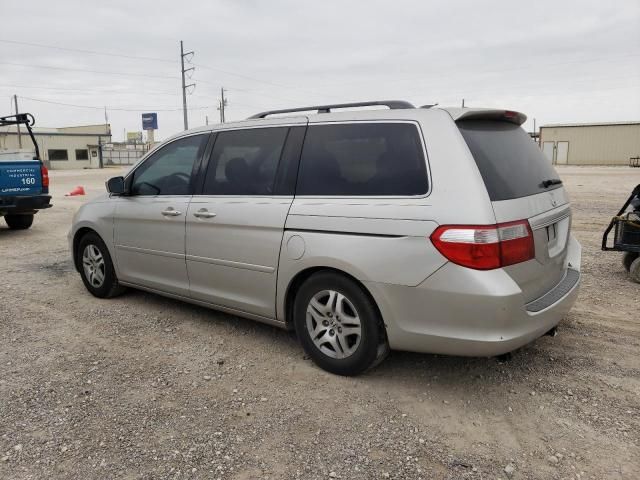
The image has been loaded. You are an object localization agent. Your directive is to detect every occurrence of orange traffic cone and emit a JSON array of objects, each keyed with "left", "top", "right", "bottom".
[{"left": 65, "top": 186, "right": 86, "bottom": 196}]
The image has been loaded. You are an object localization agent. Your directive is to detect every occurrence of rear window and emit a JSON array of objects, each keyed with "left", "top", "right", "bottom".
[
  {"left": 458, "top": 120, "right": 561, "bottom": 201},
  {"left": 296, "top": 123, "right": 428, "bottom": 196}
]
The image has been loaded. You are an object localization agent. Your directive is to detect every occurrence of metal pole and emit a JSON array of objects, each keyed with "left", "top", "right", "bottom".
[
  {"left": 221, "top": 88, "right": 226, "bottom": 123},
  {"left": 98, "top": 136, "right": 103, "bottom": 169},
  {"left": 180, "top": 41, "right": 188, "bottom": 130},
  {"left": 180, "top": 41, "right": 195, "bottom": 131},
  {"left": 13, "top": 95, "right": 22, "bottom": 148}
]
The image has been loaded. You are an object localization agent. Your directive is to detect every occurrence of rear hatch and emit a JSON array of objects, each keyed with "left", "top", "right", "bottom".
[
  {"left": 457, "top": 114, "right": 570, "bottom": 303},
  {"left": 0, "top": 160, "right": 43, "bottom": 196}
]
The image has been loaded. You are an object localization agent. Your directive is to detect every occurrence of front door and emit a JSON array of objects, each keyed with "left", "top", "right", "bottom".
[
  {"left": 114, "top": 133, "right": 209, "bottom": 296},
  {"left": 556, "top": 141, "right": 569, "bottom": 165},
  {"left": 186, "top": 122, "right": 306, "bottom": 319}
]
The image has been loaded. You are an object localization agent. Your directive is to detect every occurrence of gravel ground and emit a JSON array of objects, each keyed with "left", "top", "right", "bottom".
[{"left": 1, "top": 166, "right": 639, "bottom": 480}]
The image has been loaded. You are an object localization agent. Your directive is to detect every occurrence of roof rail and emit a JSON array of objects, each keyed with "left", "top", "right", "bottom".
[{"left": 248, "top": 100, "right": 415, "bottom": 119}]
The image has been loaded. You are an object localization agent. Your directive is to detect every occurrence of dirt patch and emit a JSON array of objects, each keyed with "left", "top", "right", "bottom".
[{"left": 0, "top": 166, "right": 639, "bottom": 479}]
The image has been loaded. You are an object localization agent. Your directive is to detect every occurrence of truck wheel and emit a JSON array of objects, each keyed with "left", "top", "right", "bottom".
[
  {"left": 293, "top": 272, "right": 388, "bottom": 376},
  {"left": 4, "top": 214, "right": 34, "bottom": 230},
  {"left": 77, "top": 232, "right": 126, "bottom": 298},
  {"left": 630, "top": 257, "right": 640, "bottom": 284},
  {"left": 622, "top": 252, "right": 639, "bottom": 272}
]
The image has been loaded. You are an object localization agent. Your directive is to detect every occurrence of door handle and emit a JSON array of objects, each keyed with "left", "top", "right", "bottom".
[
  {"left": 161, "top": 208, "right": 182, "bottom": 217},
  {"left": 193, "top": 208, "right": 217, "bottom": 219}
]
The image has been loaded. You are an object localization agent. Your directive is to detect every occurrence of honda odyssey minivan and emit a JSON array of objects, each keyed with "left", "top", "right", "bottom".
[{"left": 70, "top": 101, "right": 581, "bottom": 375}]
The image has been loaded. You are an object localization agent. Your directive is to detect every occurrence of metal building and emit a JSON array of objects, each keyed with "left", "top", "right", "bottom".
[
  {"left": 0, "top": 123, "right": 111, "bottom": 170},
  {"left": 539, "top": 121, "right": 640, "bottom": 166}
]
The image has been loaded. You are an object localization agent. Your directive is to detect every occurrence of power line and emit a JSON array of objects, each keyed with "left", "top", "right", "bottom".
[
  {"left": 0, "top": 38, "right": 176, "bottom": 63},
  {"left": 19, "top": 96, "right": 210, "bottom": 112},
  {"left": 0, "top": 83, "right": 179, "bottom": 96},
  {"left": 0, "top": 37, "right": 332, "bottom": 100},
  {"left": 193, "top": 63, "right": 333, "bottom": 100},
  {"left": 5, "top": 37, "right": 638, "bottom": 107},
  {"left": 0, "top": 61, "right": 179, "bottom": 81},
  {"left": 319, "top": 52, "right": 640, "bottom": 88}
]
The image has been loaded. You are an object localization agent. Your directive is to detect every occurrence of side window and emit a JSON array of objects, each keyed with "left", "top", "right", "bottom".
[
  {"left": 202, "top": 127, "right": 288, "bottom": 195},
  {"left": 131, "top": 134, "right": 207, "bottom": 196},
  {"left": 296, "top": 123, "right": 429, "bottom": 196}
]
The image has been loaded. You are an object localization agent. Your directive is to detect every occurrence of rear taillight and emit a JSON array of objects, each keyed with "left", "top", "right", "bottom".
[
  {"left": 430, "top": 220, "right": 534, "bottom": 270},
  {"left": 41, "top": 164, "right": 49, "bottom": 188}
]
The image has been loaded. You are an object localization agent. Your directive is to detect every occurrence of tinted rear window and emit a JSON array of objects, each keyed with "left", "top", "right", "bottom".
[
  {"left": 458, "top": 120, "right": 562, "bottom": 201},
  {"left": 297, "top": 123, "right": 428, "bottom": 196}
]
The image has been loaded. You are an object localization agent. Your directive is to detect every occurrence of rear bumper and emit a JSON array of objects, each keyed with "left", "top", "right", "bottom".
[
  {"left": 0, "top": 195, "right": 52, "bottom": 215},
  {"left": 365, "top": 235, "right": 582, "bottom": 357}
]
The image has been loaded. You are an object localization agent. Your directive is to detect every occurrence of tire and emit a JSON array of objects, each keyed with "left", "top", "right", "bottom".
[
  {"left": 293, "top": 272, "right": 388, "bottom": 376},
  {"left": 5, "top": 214, "right": 34, "bottom": 230},
  {"left": 630, "top": 257, "right": 640, "bottom": 284},
  {"left": 622, "top": 252, "right": 639, "bottom": 272},
  {"left": 77, "top": 232, "right": 126, "bottom": 298}
]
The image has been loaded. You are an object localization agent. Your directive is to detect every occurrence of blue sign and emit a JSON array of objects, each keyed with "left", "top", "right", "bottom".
[{"left": 142, "top": 113, "right": 158, "bottom": 130}]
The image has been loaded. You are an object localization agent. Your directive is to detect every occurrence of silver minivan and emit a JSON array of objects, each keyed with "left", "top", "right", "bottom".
[{"left": 70, "top": 101, "right": 581, "bottom": 375}]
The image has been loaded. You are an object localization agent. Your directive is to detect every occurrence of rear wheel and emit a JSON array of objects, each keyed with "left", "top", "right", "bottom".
[
  {"left": 77, "top": 232, "right": 126, "bottom": 298},
  {"left": 293, "top": 272, "right": 388, "bottom": 376},
  {"left": 622, "top": 252, "right": 639, "bottom": 272},
  {"left": 5, "top": 214, "right": 34, "bottom": 230},
  {"left": 629, "top": 257, "right": 640, "bottom": 284}
]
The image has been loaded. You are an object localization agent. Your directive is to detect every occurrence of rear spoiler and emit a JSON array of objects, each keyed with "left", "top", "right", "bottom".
[{"left": 445, "top": 108, "right": 527, "bottom": 126}]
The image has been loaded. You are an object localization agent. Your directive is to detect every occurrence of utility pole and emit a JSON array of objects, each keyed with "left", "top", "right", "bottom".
[
  {"left": 13, "top": 94, "right": 22, "bottom": 149},
  {"left": 205, "top": 115, "right": 209, "bottom": 126},
  {"left": 180, "top": 40, "right": 195, "bottom": 130},
  {"left": 98, "top": 137, "right": 103, "bottom": 169},
  {"left": 218, "top": 87, "right": 227, "bottom": 123},
  {"left": 461, "top": 98, "right": 465, "bottom": 108}
]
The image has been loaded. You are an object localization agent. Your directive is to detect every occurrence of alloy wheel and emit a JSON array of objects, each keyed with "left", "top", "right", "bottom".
[
  {"left": 82, "top": 244, "right": 106, "bottom": 288},
  {"left": 306, "top": 289, "right": 362, "bottom": 359}
]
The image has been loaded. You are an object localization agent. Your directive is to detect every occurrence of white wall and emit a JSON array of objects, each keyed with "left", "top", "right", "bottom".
[
  {"left": 0, "top": 130, "right": 111, "bottom": 169},
  {"left": 540, "top": 124, "right": 640, "bottom": 166}
]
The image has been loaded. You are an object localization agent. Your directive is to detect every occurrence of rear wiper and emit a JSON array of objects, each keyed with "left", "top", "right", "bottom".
[{"left": 541, "top": 178, "right": 563, "bottom": 188}]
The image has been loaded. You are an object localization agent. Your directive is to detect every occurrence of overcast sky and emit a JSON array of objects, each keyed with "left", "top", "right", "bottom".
[{"left": 1, "top": 0, "right": 639, "bottom": 141}]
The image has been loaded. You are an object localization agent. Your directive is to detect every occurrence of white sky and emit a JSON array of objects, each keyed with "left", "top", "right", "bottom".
[{"left": 1, "top": 0, "right": 639, "bottom": 141}]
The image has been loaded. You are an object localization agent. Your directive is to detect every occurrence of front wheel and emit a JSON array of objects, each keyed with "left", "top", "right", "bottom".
[
  {"left": 5, "top": 214, "right": 34, "bottom": 230},
  {"left": 77, "top": 232, "right": 126, "bottom": 298},
  {"left": 293, "top": 272, "right": 388, "bottom": 376}
]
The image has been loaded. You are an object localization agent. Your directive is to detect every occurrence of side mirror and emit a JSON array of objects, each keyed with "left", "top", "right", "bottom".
[{"left": 106, "top": 176, "right": 126, "bottom": 195}]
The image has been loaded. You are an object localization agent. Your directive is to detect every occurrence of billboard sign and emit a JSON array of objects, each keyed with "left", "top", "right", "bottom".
[{"left": 141, "top": 113, "right": 158, "bottom": 130}]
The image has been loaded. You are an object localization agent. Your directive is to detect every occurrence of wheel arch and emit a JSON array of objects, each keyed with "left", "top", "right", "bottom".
[
  {"left": 282, "top": 266, "right": 386, "bottom": 335},
  {"left": 72, "top": 227, "right": 100, "bottom": 272}
]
